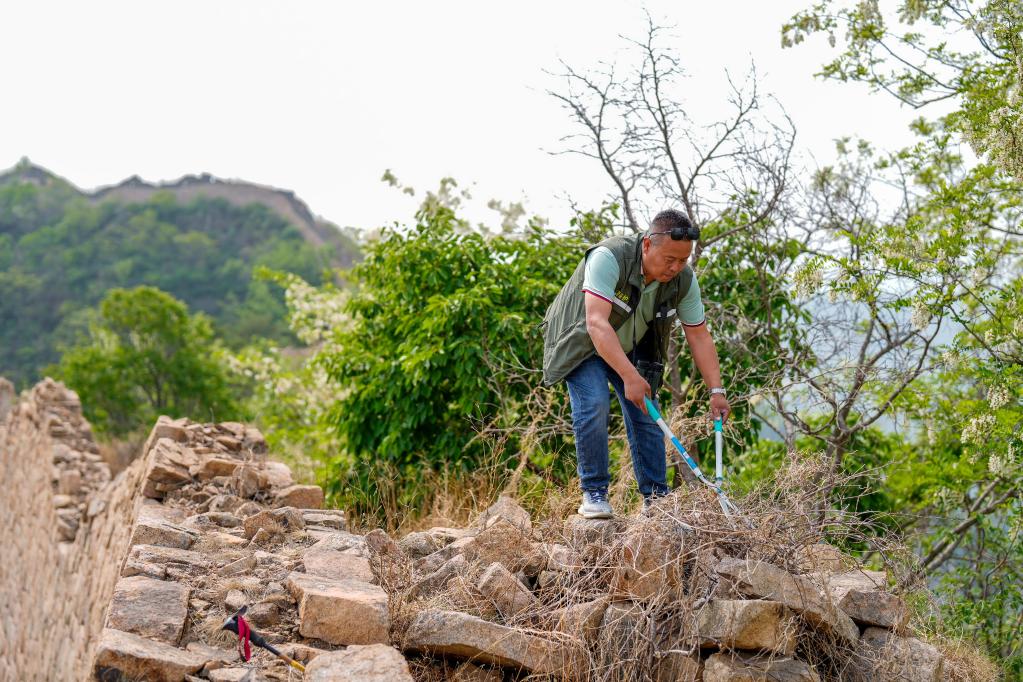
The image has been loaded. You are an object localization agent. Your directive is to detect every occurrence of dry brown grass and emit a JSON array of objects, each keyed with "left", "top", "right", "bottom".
[
  {"left": 96, "top": 432, "right": 145, "bottom": 476},
  {"left": 366, "top": 453, "right": 951, "bottom": 682},
  {"left": 932, "top": 636, "right": 1000, "bottom": 682}
]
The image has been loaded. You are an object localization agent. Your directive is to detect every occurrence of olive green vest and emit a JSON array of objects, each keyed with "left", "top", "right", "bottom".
[{"left": 540, "top": 234, "right": 693, "bottom": 386}]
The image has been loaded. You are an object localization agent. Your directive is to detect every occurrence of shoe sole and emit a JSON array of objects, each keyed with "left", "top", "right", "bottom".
[{"left": 578, "top": 508, "right": 613, "bottom": 519}]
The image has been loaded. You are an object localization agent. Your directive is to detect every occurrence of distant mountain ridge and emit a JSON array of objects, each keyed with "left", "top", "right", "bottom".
[
  {"left": 0, "top": 158, "right": 360, "bottom": 387},
  {"left": 0, "top": 158, "right": 352, "bottom": 258}
]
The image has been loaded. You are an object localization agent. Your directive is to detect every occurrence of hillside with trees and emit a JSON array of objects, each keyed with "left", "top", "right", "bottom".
[{"left": 0, "top": 160, "right": 360, "bottom": 387}]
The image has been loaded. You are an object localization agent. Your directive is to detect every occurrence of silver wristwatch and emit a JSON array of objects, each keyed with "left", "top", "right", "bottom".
[{"left": 709, "top": 387, "right": 727, "bottom": 397}]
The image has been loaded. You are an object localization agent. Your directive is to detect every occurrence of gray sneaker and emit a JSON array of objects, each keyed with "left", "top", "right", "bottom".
[{"left": 578, "top": 490, "right": 613, "bottom": 519}]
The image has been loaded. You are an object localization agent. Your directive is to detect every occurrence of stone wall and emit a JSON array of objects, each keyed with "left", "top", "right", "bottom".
[
  {"left": 0, "top": 378, "right": 974, "bottom": 682},
  {"left": 0, "top": 379, "right": 148, "bottom": 681}
]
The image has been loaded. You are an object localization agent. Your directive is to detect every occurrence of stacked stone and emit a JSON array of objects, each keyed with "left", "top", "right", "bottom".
[
  {"left": 25, "top": 378, "right": 113, "bottom": 542},
  {"left": 88, "top": 415, "right": 959, "bottom": 682},
  {"left": 385, "top": 500, "right": 945, "bottom": 682},
  {"left": 94, "top": 414, "right": 346, "bottom": 681},
  {"left": 2, "top": 378, "right": 149, "bottom": 682}
]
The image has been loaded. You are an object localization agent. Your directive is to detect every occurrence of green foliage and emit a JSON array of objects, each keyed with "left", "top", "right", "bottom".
[
  {"left": 320, "top": 196, "right": 582, "bottom": 513},
  {"left": 52, "top": 286, "right": 241, "bottom": 435},
  {"left": 783, "top": 2, "right": 1022, "bottom": 665},
  {"left": 681, "top": 201, "right": 811, "bottom": 456},
  {"left": 782, "top": 0, "right": 1023, "bottom": 179},
  {"left": 227, "top": 268, "right": 350, "bottom": 485},
  {"left": 0, "top": 180, "right": 350, "bottom": 387}
]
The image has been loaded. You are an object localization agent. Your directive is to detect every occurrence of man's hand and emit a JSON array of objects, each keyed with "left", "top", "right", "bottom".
[
  {"left": 710, "top": 393, "right": 730, "bottom": 422},
  {"left": 625, "top": 371, "right": 652, "bottom": 414}
]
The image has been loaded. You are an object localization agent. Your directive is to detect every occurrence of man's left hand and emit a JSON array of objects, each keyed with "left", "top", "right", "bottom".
[{"left": 710, "top": 393, "right": 730, "bottom": 423}]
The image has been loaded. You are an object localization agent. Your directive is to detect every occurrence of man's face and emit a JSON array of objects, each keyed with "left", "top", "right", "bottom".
[{"left": 642, "top": 235, "right": 693, "bottom": 282}]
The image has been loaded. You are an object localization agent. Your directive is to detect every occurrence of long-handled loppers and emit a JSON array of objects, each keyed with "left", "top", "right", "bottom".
[{"left": 644, "top": 396, "right": 743, "bottom": 525}]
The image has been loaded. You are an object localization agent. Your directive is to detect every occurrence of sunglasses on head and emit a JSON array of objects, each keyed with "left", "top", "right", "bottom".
[{"left": 650, "top": 223, "right": 700, "bottom": 241}]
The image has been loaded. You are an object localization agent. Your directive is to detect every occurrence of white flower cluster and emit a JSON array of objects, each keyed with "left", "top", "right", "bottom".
[
  {"left": 964, "top": 103, "right": 1023, "bottom": 181},
  {"left": 989, "top": 451, "right": 1009, "bottom": 475},
  {"left": 281, "top": 275, "right": 350, "bottom": 346},
  {"left": 961, "top": 414, "right": 996, "bottom": 445},
  {"left": 792, "top": 263, "right": 824, "bottom": 299},
  {"left": 910, "top": 300, "right": 931, "bottom": 331},
  {"left": 989, "top": 384, "right": 1011, "bottom": 410},
  {"left": 942, "top": 349, "right": 963, "bottom": 371},
  {"left": 967, "top": 266, "right": 987, "bottom": 288}
]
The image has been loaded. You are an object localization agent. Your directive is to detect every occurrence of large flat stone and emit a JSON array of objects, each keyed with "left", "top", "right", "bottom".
[
  {"left": 130, "top": 507, "right": 198, "bottom": 549},
  {"left": 404, "top": 609, "right": 583, "bottom": 676},
  {"left": 93, "top": 628, "right": 206, "bottom": 682},
  {"left": 696, "top": 600, "right": 797, "bottom": 655},
  {"left": 478, "top": 562, "right": 537, "bottom": 618},
  {"left": 145, "top": 438, "right": 198, "bottom": 486},
  {"left": 123, "top": 544, "right": 209, "bottom": 578},
  {"left": 196, "top": 456, "right": 240, "bottom": 481},
  {"left": 463, "top": 518, "right": 536, "bottom": 573},
  {"left": 716, "top": 557, "right": 858, "bottom": 644},
  {"left": 856, "top": 627, "right": 944, "bottom": 682},
  {"left": 303, "top": 547, "right": 376, "bottom": 584},
  {"left": 286, "top": 571, "right": 389, "bottom": 645},
  {"left": 304, "top": 644, "right": 414, "bottom": 681},
  {"left": 274, "top": 484, "right": 324, "bottom": 509},
  {"left": 105, "top": 576, "right": 191, "bottom": 645},
  {"left": 823, "top": 570, "right": 907, "bottom": 629},
  {"left": 549, "top": 598, "right": 608, "bottom": 641},
  {"left": 703, "top": 652, "right": 820, "bottom": 682},
  {"left": 310, "top": 530, "right": 367, "bottom": 553},
  {"left": 471, "top": 495, "right": 532, "bottom": 533}
]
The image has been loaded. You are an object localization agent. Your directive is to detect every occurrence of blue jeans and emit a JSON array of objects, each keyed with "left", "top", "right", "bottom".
[{"left": 565, "top": 354, "right": 670, "bottom": 498}]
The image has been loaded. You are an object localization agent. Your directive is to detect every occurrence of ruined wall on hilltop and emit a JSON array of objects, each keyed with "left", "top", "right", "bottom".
[{"left": 0, "top": 379, "right": 148, "bottom": 682}]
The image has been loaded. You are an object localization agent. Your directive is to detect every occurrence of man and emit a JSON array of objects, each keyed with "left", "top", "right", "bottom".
[{"left": 541, "top": 209, "right": 730, "bottom": 519}]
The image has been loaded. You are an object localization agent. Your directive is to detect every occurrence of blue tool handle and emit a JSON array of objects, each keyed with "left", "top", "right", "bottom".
[
  {"left": 714, "top": 418, "right": 723, "bottom": 432},
  {"left": 644, "top": 396, "right": 662, "bottom": 421}
]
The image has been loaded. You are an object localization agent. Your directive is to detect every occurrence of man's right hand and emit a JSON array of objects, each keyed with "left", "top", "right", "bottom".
[{"left": 624, "top": 371, "right": 652, "bottom": 414}]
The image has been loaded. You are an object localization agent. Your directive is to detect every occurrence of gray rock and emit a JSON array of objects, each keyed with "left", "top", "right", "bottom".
[
  {"left": 703, "top": 652, "right": 819, "bottom": 682},
  {"left": 105, "top": 576, "right": 190, "bottom": 645},
  {"left": 404, "top": 609, "right": 584, "bottom": 676},
  {"left": 285, "top": 571, "right": 389, "bottom": 645},
  {"left": 304, "top": 644, "right": 414, "bottom": 681},
  {"left": 93, "top": 628, "right": 206, "bottom": 682},
  {"left": 716, "top": 557, "right": 859, "bottom": 644}
]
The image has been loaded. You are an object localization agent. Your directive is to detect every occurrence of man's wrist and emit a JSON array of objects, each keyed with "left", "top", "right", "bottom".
[{"left": 709, "top": 387, "right": 727, "bottom": 396}]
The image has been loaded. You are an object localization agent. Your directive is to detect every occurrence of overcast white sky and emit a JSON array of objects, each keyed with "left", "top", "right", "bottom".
[{"left": 0, "top": 1, "right": 925, "bottom": 233}]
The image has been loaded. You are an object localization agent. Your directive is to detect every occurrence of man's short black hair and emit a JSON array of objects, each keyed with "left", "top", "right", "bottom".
[{"left": 651, "top": 209, "right": 693, "bottom": 234}]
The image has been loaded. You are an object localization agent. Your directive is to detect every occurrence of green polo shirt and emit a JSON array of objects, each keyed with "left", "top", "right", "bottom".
[{"left": 582, "top": 245, "right": 705, "bottom": 354}]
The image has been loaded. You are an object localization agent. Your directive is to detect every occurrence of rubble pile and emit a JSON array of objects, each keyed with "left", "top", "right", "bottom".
[
  {"left": 93, "top": 411, "right": 948, "bottom": 682},
  {"left": 374, "top": 497, "right": 945, "bottom": 682},
  {"left": 0, "top": 378, "right": 981, "bottom": 681}
]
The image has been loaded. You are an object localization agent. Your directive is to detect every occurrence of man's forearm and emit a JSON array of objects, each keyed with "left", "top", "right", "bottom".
[
  {"left": 686, "top": 324, "right": 723, "bottom": 388},
  {"left": 588, "top": 320, "right": 638, "bottom": 382}
]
